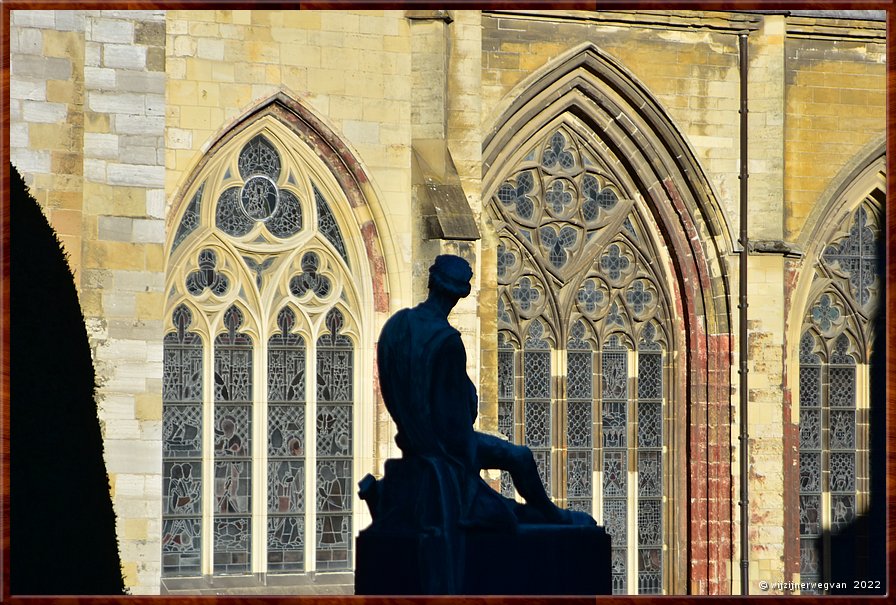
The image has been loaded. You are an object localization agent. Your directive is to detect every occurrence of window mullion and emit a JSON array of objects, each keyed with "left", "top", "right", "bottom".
[
  {"left": 304, "top": 337, "right": 317, "bottom": 572},
  {"left": 253, "top": 330, "right": 268, "bottom": 575},
  {"left": 202, "top": 337, "right": 215, "bottom": 577},
  {"left": 627, "top": 348, "right": 637, "bottom": 594}
]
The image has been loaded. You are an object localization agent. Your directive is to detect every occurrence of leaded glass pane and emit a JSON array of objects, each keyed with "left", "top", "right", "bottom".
[
  {"left": 822, "top": 206, "right": 879, "bottom": 306},
  {"left": 317, "top": 405, "right": 352, "bottom": 457},
  {"left": 524, "top": 401, "right": 550, "bottom": 448},
  {"left": 638, "top": 451, "right": 662, "bottom": 498},
  {"left": 173, "top": 184, "right": 204, "bottom": 252},
  {"left": 316, "top": 513, "right": 351, "bottom": 571},
  {"left": 829, "top": 410, "right": 855, "bottom": 449},
  {"left": 524, "top": 351, "right": 550, "bottom": 399},
  {"left": 541, "top": 131, "right": 575, "bottom": 170},
  {"left": 213, "top": 310, "right": 252, "bottom": 574},
  {"left": 315, "top": 309, "right": 353, "bottom": 571},
  {"left": 314, "top": 185, "right": 349, "bottom": 266},
  {"left": 163, "top": 405, "right": 202, "bottom": 459},
  {"left": 186, "top": 249, "right": 230, "bottom": 297},
  {"left": 799, "top": 366, "right": 821, "bottom": 407},
  {"left": 498, "top": 341, "right": 516, "bottom": 498},
  {"left": 637, "top": 353, "right": 662, "bottom": 400},
  {"left": 240, "top": 175, "right": 279, "bottom": 222},
  {"left": 602, "top": 401, "right": 627, "bottom": 448},
  {"left": 566, "top": 450, "right": 591, "bottom": 497},
  {"left": 637, "top": 402, "right": 662, "bottom": 449},
  {"left": 830, "top": 494, "right": 856, "bottom": 533},
  {"left": 799, "top": 495, "right": 821, "bottom": 536},
  {"left": 267, "top": 515, "right": 304, "bottom": 573},
  {"left": 567, "top": 351, "right": 592, "bottom": 400},
  {"left": 268, "top": 406, "right": 305, "bottom": 458},
  {"left": 163, "top": 306, "right": 203, "bottom": 577},
  {"left": 498, "top": 350, "right": 514, "bottom": 400},
  {"left": 565, "top": 311, "right": 593, "bottom": 530},
  {"left": 532, "top": 449, "right": 551, "bottom": 493},
  {"left": 267, "top": 311, "right": 305, "bottom": 573},
  {"left": 567, "top": 401, "right": 592, "bottom": 449},
  {"left": 602, "top": 348, "right": 628, "bottom": 400},
  {"left": 637, "top": 499, "right": 662, "bottom": 545},
  {"left": 496, "top": 170, "right": 535, "bottom": 219},
  {"left": 290, "top": 252, "right": 332, "bottom": 299},
  {"left": 216, "top": 187, "right": 254, "bottom": 237},
  {"left": 603, "top": 450, "right": 626, "bottom": 497},
  {"left": 638, "top": 548, "right": 663, "bottom": 594},
  {"left": 800, "top": 537, "right": 821, "bottom": 583},
  {"left": 162, "top": 518, "right": 202, "bottom": 576},
  {"left": 799, "top": 452, "right": 821, "bottom": 492},
  {"left": 582, "top": 174, "right": 617, "bottom": 221},
  {"left": 829, "top": 452, "right": 855, "bottom": 492},
  {"left": 267, "top": 189, "right": 303, "bottom": 238},
  {"left": 238, "top": 134, "right": 281, "bottom": 180},
  {"left": 799, "top": 409, "right": 821, "bottom": 449},
  {"left": 213, "top": 517, "right": 251, "bottom": 574},
  {"left": 604, "top": 496, "right": 628, "bottom": 594},
  {"left": 829, "top": 366, "right": 855, "bottom": 407}
]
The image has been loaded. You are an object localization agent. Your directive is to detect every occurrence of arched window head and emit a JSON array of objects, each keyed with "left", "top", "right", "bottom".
[
  {"left": 797, "top": 196, "right": 882, "bottom": 593},
  {"left": 490, "top": 124, "right": 674, "bottom": 595},
  {"left": 164, "top": 107, "right": 370, "bottom": 580}
]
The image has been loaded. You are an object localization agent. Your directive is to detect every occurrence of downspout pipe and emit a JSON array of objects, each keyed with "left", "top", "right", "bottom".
[{"left": 738, "top": 32, "right": 750, "bottom": 596}]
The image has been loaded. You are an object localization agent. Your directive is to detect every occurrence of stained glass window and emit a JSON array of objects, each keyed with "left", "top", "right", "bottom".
[
  {"left": 314, "top": 185, "right": 348, "bottom": 267},
  {"left": 162, "top": 305, "right": 203, "bottom": 576},
  {"left": 215, "top": 135, "right": 302, "bottom": 239},
  {"left": 267, "top": 307, "right": 306, "bottom": 573},
  {"left": 173, "top": 184, "right": 204, "bottom": 252},
  {"left": 637, "top": 325, "right": 663, "bottom": 594},
  {"left": 524, "top": 320, "right": 552, "bottom": 494},
  {"left": 213, "top": 305, "right": 253, "bottom": 574},
  {"left": 602, "top": 336, "right": 629, "bottom": 593},
  {"left": 566, "top": 321, "right": 592, "bottom": 513},
  {"left": 798, "top": 200, "right": 880, "bottom": 593},
  {"left": 166, "top": 123, "right": 362, "bottom": 579},
  {"left": 491, "top": 126, "right": 670, "bottom": 594},
  {"left": 315, "top": 308, "right": 353, "bottom": 571},
  {"left": 498, "top": 335, "right": 516, "bottom": 498}
]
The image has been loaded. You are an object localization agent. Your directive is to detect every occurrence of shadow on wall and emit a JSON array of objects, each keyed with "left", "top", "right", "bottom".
[{"left": 10, "top": 163, "right": 125, "bottom": 595}]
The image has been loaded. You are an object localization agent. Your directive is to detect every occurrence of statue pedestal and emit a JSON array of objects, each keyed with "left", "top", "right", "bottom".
[{"left": 355, "top": 524, "right": 612, "bottom": 595}]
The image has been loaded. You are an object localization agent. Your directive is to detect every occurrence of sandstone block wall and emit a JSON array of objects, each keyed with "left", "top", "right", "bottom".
[
  {"left": 10, "top": 9, "right": 167, "bottom": 595},
  {"left": 9, "top": 9, "right": 885, "bottom": 596}
]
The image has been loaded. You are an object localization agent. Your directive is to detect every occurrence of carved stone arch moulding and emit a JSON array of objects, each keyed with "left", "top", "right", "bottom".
[
  {"left": 168, "top": 91, "right": 391, "bottom": 315},
  {"left": 483, "top": 43, "right": 734, "bottom": 594}
]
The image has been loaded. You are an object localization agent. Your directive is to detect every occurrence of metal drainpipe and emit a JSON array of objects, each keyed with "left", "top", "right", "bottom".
[{"left": 738, "top": 32, "right": 750, "bottom": 596}]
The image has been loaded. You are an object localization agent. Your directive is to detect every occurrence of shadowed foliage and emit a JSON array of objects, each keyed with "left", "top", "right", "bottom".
[{"left": 10, "top": 163, "right": 125, "bottom": 595}]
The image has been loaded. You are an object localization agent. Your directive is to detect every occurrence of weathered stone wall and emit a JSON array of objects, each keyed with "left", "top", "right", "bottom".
[
  {"left": 478, "top": 9, "right": 885, "bottom": 595},
  {"left": 783, "top": 19, "right": 886, "bottom": 240},
  {"left": 10, "top": 9, "right": 167, "bottom": 595},
  {"left": 9, "top": 8, "right": 885, "bottom": 596}
]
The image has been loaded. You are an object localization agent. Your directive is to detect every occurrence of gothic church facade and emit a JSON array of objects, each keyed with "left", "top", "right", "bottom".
[{"left": 9, "top": 8, "right": 886, "bottom": 595}]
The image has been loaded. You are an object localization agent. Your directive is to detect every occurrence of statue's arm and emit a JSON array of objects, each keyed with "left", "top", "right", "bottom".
[{"left": 430, "top": 333, "right": 477, "bottom": 468}]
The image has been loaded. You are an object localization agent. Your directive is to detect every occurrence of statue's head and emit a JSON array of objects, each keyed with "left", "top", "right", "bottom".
[{"left": 428, "top": 254, "right": 473, "bottom": 299}]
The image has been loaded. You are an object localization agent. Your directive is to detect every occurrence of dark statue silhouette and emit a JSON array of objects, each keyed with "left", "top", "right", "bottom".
[{"left": 355, "top": 255, "right": 610, "bottom": 595}]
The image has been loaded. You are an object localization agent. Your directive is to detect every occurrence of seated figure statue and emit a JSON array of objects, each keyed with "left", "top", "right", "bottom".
[{"left": 359, "top": 254, "right": 596, "bottom": 593}]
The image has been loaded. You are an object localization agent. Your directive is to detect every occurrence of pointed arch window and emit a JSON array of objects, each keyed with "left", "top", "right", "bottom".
[
  {"left": 490, "top": 126, "right": 673, "bottom": 595},
  {"left": 798, "top": 200, "right": 881, "bottom": 593},
  {"left": 163, "top": 120, "right": 365, "bottom": 579}
]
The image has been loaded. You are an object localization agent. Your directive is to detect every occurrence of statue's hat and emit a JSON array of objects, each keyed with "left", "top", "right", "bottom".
[{"left": 429, "top": 254, "right": 473, "bottom": 298}]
